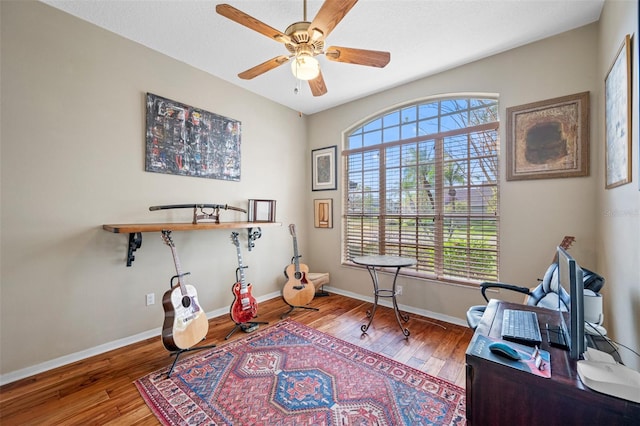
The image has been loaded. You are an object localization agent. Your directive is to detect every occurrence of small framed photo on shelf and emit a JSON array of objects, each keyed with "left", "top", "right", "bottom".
[
  {"left": 312, "top": 145, "right": 337, "bottom": 191},
  {"left": 314, "top": 198, "right": 333, "bottom": 228},
  {"left": 248, "top": 199, "right": 276, "bottom": 222}
]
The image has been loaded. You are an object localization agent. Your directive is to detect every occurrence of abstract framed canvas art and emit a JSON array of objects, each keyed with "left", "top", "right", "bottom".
[
  {"left": 506, "top": 92, "right": 589, "bottom": 181},
  {"left": 145, "top": 93, "right": 241, "bottom": 181}
]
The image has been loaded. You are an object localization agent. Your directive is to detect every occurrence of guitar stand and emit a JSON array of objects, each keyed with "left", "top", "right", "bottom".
[
  {"left": 225, "top": 319, "right": 269, "bottom": 340},
  {"left": 315, "top": 288, "right": 330, "bottom": 297},
  {"left": 166, "top": 341, "right": 217, "bottom": 378},
  {"left": 280, "top": 304, "right": 319, "bottom": 319}
]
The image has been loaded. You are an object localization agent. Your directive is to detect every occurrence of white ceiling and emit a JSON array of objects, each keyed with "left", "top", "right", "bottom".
[{"left": 41, "top": 0, "right": 604, "bottom": 115}]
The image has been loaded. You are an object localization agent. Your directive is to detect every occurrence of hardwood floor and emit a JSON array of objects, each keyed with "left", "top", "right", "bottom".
[{"left": 0, "top": 293, "right": 473, "bottom": 425}]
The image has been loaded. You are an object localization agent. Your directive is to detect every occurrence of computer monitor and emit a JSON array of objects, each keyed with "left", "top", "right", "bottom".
[{"left": 557, "top": 246, "right": 586, "bottom": 360}]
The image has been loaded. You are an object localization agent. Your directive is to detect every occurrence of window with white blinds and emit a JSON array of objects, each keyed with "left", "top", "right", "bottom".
[{"left": 344, "top": 97, "right": 500, "bottom": 284}]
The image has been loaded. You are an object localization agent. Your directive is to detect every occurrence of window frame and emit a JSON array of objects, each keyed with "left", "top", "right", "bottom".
[{"left": 342, "top": 97, "right": 500, "bottom": 286}]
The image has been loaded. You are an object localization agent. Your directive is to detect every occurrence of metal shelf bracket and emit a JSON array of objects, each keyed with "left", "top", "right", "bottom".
[
  {"left": 247, "top": 227, "right": 262, "bottom": 251},
  {"left": 126, "top": 232, "right": 143, "bottom": 267}
]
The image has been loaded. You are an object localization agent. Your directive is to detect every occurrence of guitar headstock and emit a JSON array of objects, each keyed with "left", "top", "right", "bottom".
[
  {"left": 289, "top": 223, "right": 297, "bottom": 237},
  {"left": 552, "top": 235, "right": 576, "bottom": 263},
  {"left": 161, "top": 230, "right": 174, "bottom": 247},
  {"left": 230, "top": 231, "right": 240, "bottom": 247},
  {"left": 560, "top": 236, "right": 576, "bottom": 250}
]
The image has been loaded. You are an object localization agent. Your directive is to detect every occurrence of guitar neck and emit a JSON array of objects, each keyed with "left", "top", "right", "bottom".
[
  {"left": 169, "top": 245, "right": 188, "bottom": 294},
  {"left": 235, "top": 243, "right": 247, "bottom": 288},
  {"left": 292, "top": 236, "right": 301, "bottom": 273}
]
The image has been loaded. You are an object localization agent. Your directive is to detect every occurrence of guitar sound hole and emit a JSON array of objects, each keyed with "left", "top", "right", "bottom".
[
  {"left": 181, "top": 296, "right": 192, "bottom": 308},
  {"left": 294, "top": 272, "right": 302, "bottom": 280}
]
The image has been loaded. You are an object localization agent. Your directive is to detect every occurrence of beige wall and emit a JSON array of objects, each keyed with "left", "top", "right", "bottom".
[
  {"left": 1, "top": 1, "right": 308, "bottom": 379},
  {"left": 596, "top": 0, "right": 640, "bottom": 370},
  {"left": 308, "top": 0, "right": 639, "bottom": 370},
  {"left": 2, "top": 0, "right": 638, "bottom": 381},
  {"left": 308, "top": 24, "right": 601, "bottom": 321}
]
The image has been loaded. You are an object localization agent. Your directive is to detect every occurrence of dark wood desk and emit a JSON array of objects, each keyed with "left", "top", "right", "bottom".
[{"left": 465, "top": 300, "right": 640, "bottom": 425}]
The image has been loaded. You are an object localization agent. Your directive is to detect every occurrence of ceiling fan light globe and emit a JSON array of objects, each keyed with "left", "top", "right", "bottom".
[{"left": 291, "top": 55, "right": 320, "bottom": 81}]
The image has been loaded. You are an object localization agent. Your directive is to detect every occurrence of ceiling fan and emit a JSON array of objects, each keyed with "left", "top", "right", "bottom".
[{"left": 216, "top": 0, "right": 390, "bottom": 97}]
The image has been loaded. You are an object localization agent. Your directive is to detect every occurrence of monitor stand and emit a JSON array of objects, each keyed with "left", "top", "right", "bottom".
[{"left": 545, "top": 323, "right": 569, "bottom": 349}]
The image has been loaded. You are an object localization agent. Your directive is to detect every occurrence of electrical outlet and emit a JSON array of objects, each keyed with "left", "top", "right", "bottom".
[
  {"left": 146, "top": 293, "right": 155, "bottom": 306},
  {"left": 396, "top": 286, "right": 403, "bottom": 295}
]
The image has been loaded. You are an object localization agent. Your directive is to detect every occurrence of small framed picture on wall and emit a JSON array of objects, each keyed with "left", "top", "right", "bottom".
[
  {"left": 506, "top": 92, "right": 589, "bottom": 181},
  {"left": 314, "top": 199, "right": 333, "bottom": 228},
  {"left": 604, "top": 34, "right": 632, "bottom": 189},
  {"left": 312, "top": 146, "right": 337, "bottom": 191}
]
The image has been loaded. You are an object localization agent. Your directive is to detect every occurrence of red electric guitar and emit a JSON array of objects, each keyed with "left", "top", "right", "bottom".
[
  {"left": 160, "top": 231, "right": 209, "bottom": 352},
  {"left": 229, "top": 232, "right": 258, "bottom": 324}
]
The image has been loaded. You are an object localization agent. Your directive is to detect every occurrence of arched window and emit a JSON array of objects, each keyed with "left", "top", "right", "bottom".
[{"left": 343, "top": 96, "right": 500, "bottom": 284}]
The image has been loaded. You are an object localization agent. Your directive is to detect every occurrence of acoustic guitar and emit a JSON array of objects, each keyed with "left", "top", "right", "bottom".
[
  {"left": 282, "top": 224, "right": 315, "bottom": 307},
  {"left": 229, "top": 232, "right": 258, "bottom": 324},
  {"left": 160, "top": 231, "right": 209, "bottom": 352},
  {"left": 553, "top": 235, "right": 576, "bottom": 262},
  {"left": 523, "top": 235, "right": 576, "bottom": 303}
]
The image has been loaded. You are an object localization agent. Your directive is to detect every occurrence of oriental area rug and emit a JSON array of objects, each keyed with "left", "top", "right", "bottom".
[{"left": 135, "top": 320, "right": 466, "bottom": 425}]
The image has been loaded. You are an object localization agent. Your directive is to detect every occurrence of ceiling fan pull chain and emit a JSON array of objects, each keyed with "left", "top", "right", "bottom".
[{"left": 294, "top": 77, "right": 301, "bottom": 94}]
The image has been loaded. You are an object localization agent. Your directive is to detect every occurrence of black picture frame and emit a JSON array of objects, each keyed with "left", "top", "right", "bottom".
[{"left": 312, "top": 146, "right": 337, "bottom": 191}]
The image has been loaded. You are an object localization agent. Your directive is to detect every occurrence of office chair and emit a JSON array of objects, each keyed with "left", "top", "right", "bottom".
[{"left": 466, "top": 263, "right": 605, "bottom": 330}]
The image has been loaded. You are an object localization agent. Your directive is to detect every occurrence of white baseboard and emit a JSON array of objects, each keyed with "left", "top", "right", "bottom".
[
  {"left": 324, "top": 286, "right": 468, "bottom": 327},
  {"left": 0, "top": 291, "right": 280, "bottom": 386},
  {"left": 0, "top": 289, "right": 466, "bottom": 385}
]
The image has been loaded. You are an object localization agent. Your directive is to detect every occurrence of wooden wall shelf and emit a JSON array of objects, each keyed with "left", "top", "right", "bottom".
[{"left": 102, "top": 222, "right": 282, "bottom": 266}]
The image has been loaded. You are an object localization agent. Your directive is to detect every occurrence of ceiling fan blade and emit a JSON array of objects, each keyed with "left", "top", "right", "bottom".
[
  {"left": 238, "top": 55, "right": 290, "bottom": 80},
  {"left": 325, "top": 46, "right": 390, "bottom": 68},
  {"left": 216, "top": 4, "right": 291, "bottom": 44},
  {"left": 308, "top": 71, "right": 328, "bottom": 97},
  {"left": 308, "top": 0, "right": 358, "bottom": 41}
]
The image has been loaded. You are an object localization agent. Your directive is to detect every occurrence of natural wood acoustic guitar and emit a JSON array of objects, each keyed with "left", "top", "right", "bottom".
[
  {"left": 160, "top": 231, "right": 209, "bottom": 352},
  {"left": 282, "top": 224, "right": 315, "bottom": 307}
]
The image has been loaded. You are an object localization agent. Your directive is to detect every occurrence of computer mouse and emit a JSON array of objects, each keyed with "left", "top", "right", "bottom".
[{"left": 489, "top": 342, "right": 522, "bottom": 361}]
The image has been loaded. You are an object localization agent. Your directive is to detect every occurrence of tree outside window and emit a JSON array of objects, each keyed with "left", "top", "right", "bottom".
[{"left": 344, "top": 97, "right": 499, "bottom": 284}]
